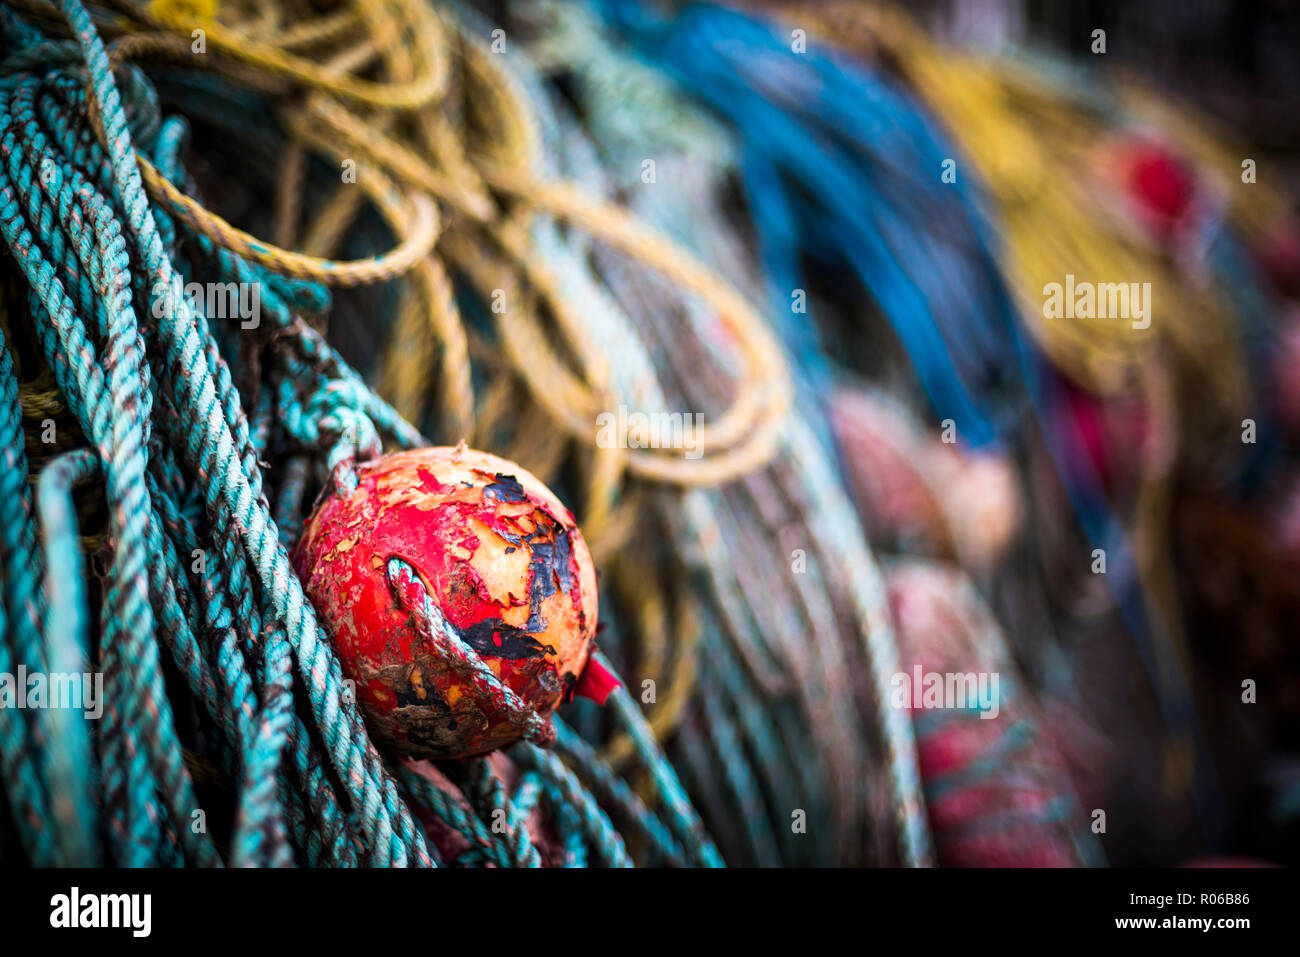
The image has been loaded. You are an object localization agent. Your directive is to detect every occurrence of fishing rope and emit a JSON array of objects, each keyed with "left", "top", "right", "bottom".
[
  {"left": 589, "top": 0, "right": 1029, "bottom": 453},
  {"left": 885, "top": 559, "right": 1104, "bottom": 867},
  {"left": 0, "top": 0, "right": 722, "bottom": 867},
  {"left": 108, "top": 0, "right": 794, "bottom": 485},
  {"left": 747, "top": 0, "right": 1298, "bottom": 847},
  {"left": 7, "top": 0, "right": 1286, "bottom": 869}
]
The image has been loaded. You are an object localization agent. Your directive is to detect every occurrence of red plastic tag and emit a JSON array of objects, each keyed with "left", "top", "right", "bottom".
[{"left": 573, "top": 655, "right": 621, "bottom": 705}]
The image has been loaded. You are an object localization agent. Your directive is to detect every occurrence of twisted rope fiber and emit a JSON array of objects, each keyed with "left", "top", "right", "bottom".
[
  {"left": 0, "top": 0, "right": 723, "bottom": 867},
  {"left": 33, "top": 445, "right": 100, "bottom": 864},
  {"left": 590, "top": 0, "right": 1027, "bottom": 450},
  {"left": 100, "top": 0, "right": 794, "bottom": 485},
  {"left": 2, "top": 69, "right": 216, "bottom": 864},
  {"left": 1, "top": 5, "right": 395, "bottom": 868},
  {"left": 66, "top": 0, "right": 441, "bottom": 865},
  {"left": 350, "top": 0, "right": 852, "bottom": 865},
  {"left": 0, "top": 315, "right": 56, "bottom": 864}
]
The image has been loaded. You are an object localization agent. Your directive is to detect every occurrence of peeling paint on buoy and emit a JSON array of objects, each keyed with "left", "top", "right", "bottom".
[{"left": 293, "top": 446, "right": 612, "bottom": 759}]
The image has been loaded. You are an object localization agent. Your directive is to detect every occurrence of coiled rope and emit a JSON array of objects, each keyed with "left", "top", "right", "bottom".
[{"left": 0, "top": 0, "right": 723, "bottom": 867}]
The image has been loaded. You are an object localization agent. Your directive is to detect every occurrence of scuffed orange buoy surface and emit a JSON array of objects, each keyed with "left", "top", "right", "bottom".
[{"left": 293, "top": 446, "right": 603, "bottom": 759}]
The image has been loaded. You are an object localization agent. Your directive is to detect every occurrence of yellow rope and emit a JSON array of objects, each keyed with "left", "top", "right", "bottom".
[
  {"left": 112, "top": 0, "right": 451, "bottom": 109},
  {"left": 90, "top": 0, "right": 791, "bottom": 489}
]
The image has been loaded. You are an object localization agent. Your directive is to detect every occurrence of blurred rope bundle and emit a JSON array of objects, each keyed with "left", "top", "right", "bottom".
[
  {"left": 524, "top": 0, "right": 1098, "bottom": 865},
  {"left": 0, "top": 0, "right": 1296, "bottom": 869},
  {"left": 761, "top": 0, "right": 1300, "bottom": 850},
  {"left": 511, "top": 0, "right": 1299, "bottom": 860}
]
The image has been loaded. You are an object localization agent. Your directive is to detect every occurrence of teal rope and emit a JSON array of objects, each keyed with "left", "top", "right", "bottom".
[
  {"left": 514, "top": 742, "right": 633, "bottom": 868},
  {"left": 552, "top": 718, "right": 686, "bottom": 865},
  {"left": 0, "top": 317, "right": 55, "bottom": 866},
  {"left": 56, "top": 0, "right": 430, "bottom": 866},
  {"left": 34, "top": 446, "right": 100, "bottom": 866}
]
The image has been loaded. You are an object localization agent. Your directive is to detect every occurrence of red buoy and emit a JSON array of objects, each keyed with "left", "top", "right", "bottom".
[
  {"left": 1126, "top": 140, "right": 1196, "bottom": 228},
  {"left": 293, "top": 445, "right": 609, "bottom": 759}
]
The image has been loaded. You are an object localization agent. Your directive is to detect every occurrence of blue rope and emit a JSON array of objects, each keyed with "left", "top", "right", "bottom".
[{"left": 592, "top": 0, "right": 1027, "bottom": 449}]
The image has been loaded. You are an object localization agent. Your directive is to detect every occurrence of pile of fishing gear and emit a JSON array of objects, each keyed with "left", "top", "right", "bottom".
[{"left": 0, "top": 0, "right": 1296, "bottom": 868}]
